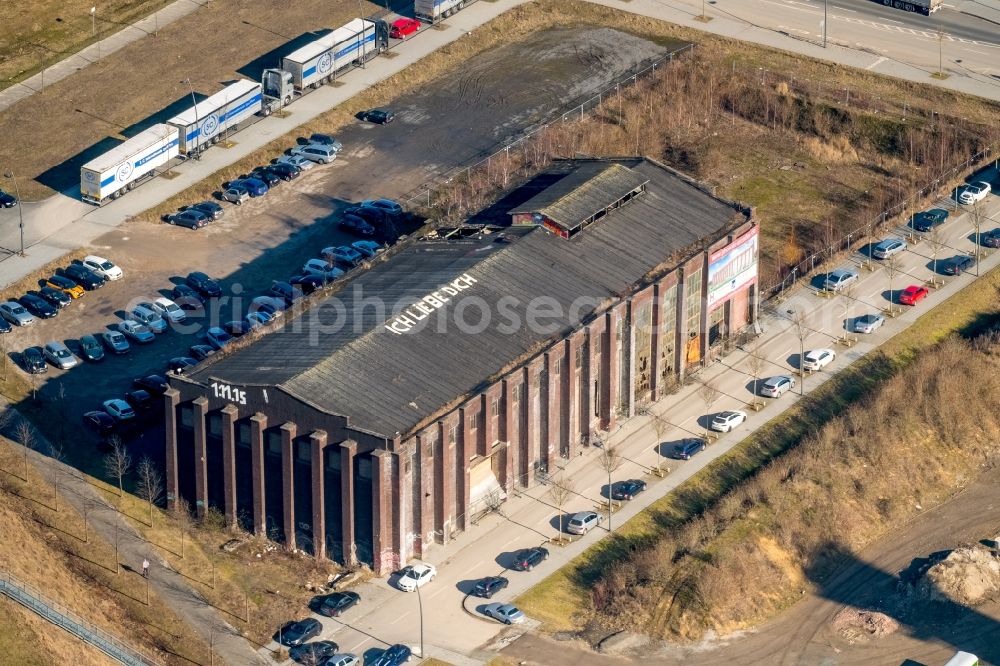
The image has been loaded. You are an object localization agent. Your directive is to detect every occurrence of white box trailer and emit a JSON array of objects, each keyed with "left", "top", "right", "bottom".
[
  {"left": 282, "top": 19, "right": 381, "bottom": 90},
  {"left": 80, "top": 124, "right": 179, "bottom": 205},
  {"left": 415, "top": 0, "right": 476, "bottom": 23},
  {"left": 166, "top": 79, "right": 262, "bottom": 155}
]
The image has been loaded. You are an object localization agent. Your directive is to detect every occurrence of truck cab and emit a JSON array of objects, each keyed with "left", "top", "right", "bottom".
[{"left": 260, "top": 69, "right": 294, "bottom": 115}]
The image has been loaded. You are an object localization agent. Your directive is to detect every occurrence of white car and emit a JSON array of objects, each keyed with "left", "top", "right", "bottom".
[
  {"left": 760, "top": 375, "right": 795, "bottom": 398},
  {"left": 710, "top": 409, "right": 747, "bottom": 432},
  {"left": 566, "top": 510, "right": 603, "bottom": 535},
  {"left": 322, "top": 245, "right": 363, "bottom": 265},
  {"left": 149, "top": 297, "right": 186, "bottom": 324},
  {"left": 397, "top": 563, "right": 436, "bottom": 592},
  {"left": 854, "top": 313, "right": 885, "bottom": 334},
  {"left": 323, "top": 655, "right": 360, "bottom": 666},
  {"left": 43, "top": 341, "right": 78, "bottom": 370},
  {"left": 302, "top": 258, "right": 345, "bottom": 282},
  {"left": 482, "top": 603, "right": 526, "bottom": 625},
  {"left": 802, "top": 348, "right": 836, "bottom": 371},
  {"left": 82, "top": 255, "right": 123, "bottom": 281},
  {"left": 274, "top": 154, "right": 314, "bottom": 171},
  {"left": 959, "top": 181, "right": 991, "bottom": 205},
  {"left": 103, "top": 398, "right": 135, "bottom": 421}
]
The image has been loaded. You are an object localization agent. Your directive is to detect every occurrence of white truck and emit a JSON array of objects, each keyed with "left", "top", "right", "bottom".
[
  {"left": 80, "top": 124, "right": 179, "bottom": 205},
  {"left": 167, "top": 79, "right": 262, "bottom": 156},
  {"left": 415, "top": 0, "right": 477, "bottom": 23},
  {"left": 260, "top": 18, "right": 388, "bottom": 114},
  {"left": 869, "top": 0, "right": 941, "bottom": 15}
]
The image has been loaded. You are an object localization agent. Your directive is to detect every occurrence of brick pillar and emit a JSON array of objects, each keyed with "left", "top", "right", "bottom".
[
  {"left": 521, "top": 366, "right": 533, "bottom": 488},
  {"left": 280, "top": 422, "right": 297, "bottom": 550},
  {"left": 560, "top": 340, "right": 572, "bottom": 459},
  {"left": 500, "top": 378, "right": 515, "bottom": 492},
  {"left": 479, "top": 394, "right": 490, "bottom": 457},
  {"left": 650, "top": 284, "right": 663, "bottom": 401},
  {"left": 543, "top": 351, "right": 557, "bottom": 467},
  {"left": 192, "top": 397, "right": 209, "bottom": 518},
  {"left": 220, "top": 404, "right": 238, "bottom": 526},
  {"left": 416, "top": 434, "right": 431, "bottom": 556},
  {"left": 392, "top": 449, "right": 405, "bottom": 565},
  {"left": 340, "top": 440, "right": 356, "bottom": 566},
  {"left": 249, "top": 413, "right": 267, "bottom": 535},
  {"left": 602, "top": 313, "right": 614, "bottom": 430},
  {"left": 437, "top": 420, "right": 453, "bottom": 543},
  {"left": 626, "top": 300, "right": 637, "bottom": 413},
  {"left": 163, "top": 389, "right": 180, "bottom": 511},
  {"left": 310, "top": 430, "right": 327, "bottom": 560},
  {"left": 457, "top": 408, "right": 469, "bottom": 532},
  {"left": 371, "top": 449, "right": 393, "bottom": 574}
]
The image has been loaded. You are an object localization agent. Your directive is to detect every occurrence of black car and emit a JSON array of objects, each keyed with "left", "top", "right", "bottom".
[
  {"left": 19, "top": 293, "right": 58, "bottom": 319},
  {"left": 164, "top": 209, "right": 209, "bottom": 229},
  {"left": 78, "top": 334, "right": 105, "bottom": 362},
  {"left": 473, "top": 576, "right": 509, "bottom": 598},
  {"left": 980, "top": 229, "right": 1000, "bottom": 248},
  {"left": 278, "top": 618, "right": 322, "bottom": 647},
  {"left": 185, "top": 271, "right": 223, "bottom": 298},
  {"left": 345, "top": 205, "right": 387, "bottom": 228},
  {"left": 83, "top": 410, "right": 116, "bottom": 435},
  {"left": 245, "top": 169, "right": 280, "bottom": 187},
  {"left": 671, "top": 439, "right": 706, "bottom": 460},
  {"left": 288, "top": 640, "right": 339, "bottom": 664},
  {"left": 21, "top": 347, "right": 46, "bottom": 374},
  {"left": 611, "top": 479, "right": 647, "bottom": 501},
  {"left": 912, "top": 208, "right": 949, "bottom": 232},
  {"left": 0, "top": 190, "right": 16, "bottom": 208},
  {"left": 168, "top": 356, "right": 198, "bottom": 373},
  {"left": 511, "top": 546, "right": 549, "bottom": 571},
  {"left": 316, "top": 591, "right": 360, "bottom": 617},
  {"left": 35, "top": 287, "right": 72, "bottom": 309},
  {"left": 263, "top": 162, "right": 300, "bottom": 181},
  {"left": 270, "top": 281, "right": 303, "bottom": 305},
  {"left": 338, "top": 214, "right": 375, "bottom": 237},
  {"left": 372, "top": 644, "right": 412, "bottom": 666},
  {"left": 190, "top": 344, "right": 215, "bottom": 361},
  {"left": 359, "top": 108, "right": 395, "bottom": 125},
  {"left": 309, "top": 132, "right": 339, "bottom": 146},
  {"left": 170, "top": 284, "right": 206, "bottom": 310},
  {"left": 0, "top": 317, "right": 11, "bottom": 334},
  {"left": 223, "top": 320, "right": 252, "bottom": 337},
  {"left": 125, "top": 389, "right": 156, "bottom": 416},
  {"left": 191, "top": 200, "right": 225, "bottom": 221},
  {"left": 289, "top": 273, "right": 324, "bottom": 294},
  {"left": 943, "top": 254, "right": 975, "bottom": 275},
  {"left": 133, "top": 374, "right": 168, "bottom": 395},
  {"left": 58, "top": 264, "right": 105, "bottom": 290}
]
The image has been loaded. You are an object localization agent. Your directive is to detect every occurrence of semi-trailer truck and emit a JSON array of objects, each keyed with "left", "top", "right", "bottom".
[
  {"left": 167, "top": 79, "right": 262, "bottom": 155},
  {"left": 869, "top": 0, "right": 941, "bottom": 14},
  {"left": 260, "top": 18, "right": 388, "bottom": 115},
  {"left": 415, "top": 0, "right": 476, "bottom": 23},
  {"left": 80, "top": 124, "right": 179, "bottom": 205}
]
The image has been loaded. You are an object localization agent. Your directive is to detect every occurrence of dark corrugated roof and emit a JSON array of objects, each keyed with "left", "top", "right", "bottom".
[
  {"left": 186, "top": 158, "right": 747, "bottom": 438},
  {"left": 509, "top": 162, "right": 649, "bottom": 232}
]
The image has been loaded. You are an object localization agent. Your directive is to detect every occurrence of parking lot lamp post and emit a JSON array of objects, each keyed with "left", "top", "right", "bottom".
[
  {"left": 3, "top": 172, "right": 24, "bottom": 256},
  {"left": 416, "top": 580, "right": 424, "bottom": 659},
  {"left": 180, "top": 79, "right": 200, "bottom": 159}
]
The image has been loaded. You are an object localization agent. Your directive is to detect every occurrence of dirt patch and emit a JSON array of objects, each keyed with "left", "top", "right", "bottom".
[
  {"left": 915, "top": 544, "right": 1000, "bottom": 606},
  {"left": 831, "top": 608, "right": 899, "bottom": 643}
]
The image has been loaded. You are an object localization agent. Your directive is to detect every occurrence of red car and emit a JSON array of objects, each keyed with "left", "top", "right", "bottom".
[
  {"left": 899, "top": 285, "right": 929, "bottom": 306},
  {"left": 390, "top": 18, "right": 420, "bottom": 39}
]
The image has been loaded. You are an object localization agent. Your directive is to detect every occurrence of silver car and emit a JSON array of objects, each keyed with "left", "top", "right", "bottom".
[
  {"left": 221, "top": 187, "right": 249, "bottom": 205},
  {"left": 566, "top": 510, "right": 602, "bottom": 535},
  {"left": 43, "top": 341, "right": 78, "bottom": 370},
  {"left": 871, "top": 238, "right": 906, "bottom": 260},
  {"left": 118, "top": 320, "right": 155, "bottom": 343},
  {"left": 760, "top": 375, "right": 795, "bottom": 398},
  {"left": 102, "top": 330, "right": 130, "bottom": 354},
  {"left": 824, "top": 269, "right": 859, "bottom": 292},
  {"left": 131, "top": 304, "right": 168, "bottom": 333},
  {"left": 482, "top": 603, "right": 526, "bottom": 625},
  {"left": 150, "top": 297, "right": 186, "bottom": 324},
  {"left": 854, "top": 313, "right": 885, "bottom": 334},
  {"left": 0, "top": 301, "right": 34, "bottom": 326}
]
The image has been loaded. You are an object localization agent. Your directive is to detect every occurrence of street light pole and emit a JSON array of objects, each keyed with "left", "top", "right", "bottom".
[
  {"left": 823, "top": 0, "right": 828, "bottom": 48},
  {"left": 3, "top": 172, "right": 25, "bottom": 257},
  {"left": 415, "top": 582, "right": 424, "bottom": 659},
  {"left": 181, "top": 79, "right": 201, "bottom": 160}
]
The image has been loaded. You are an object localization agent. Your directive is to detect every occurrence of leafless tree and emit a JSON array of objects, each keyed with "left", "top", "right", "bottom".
[
  {"left": 650, "top": 411, "right": 670, "bottom": 475},
  {"left": 136, "top": 456, "right": 163, "bottom": 526},
  {"left": 699, "top": 380, "right": 721, "bottom": 441},
  {"left": 884, "top": 255, "right": 902, "bottom": 314},
  {"left": 103, "top": 437, "right": 132, "bottom": 498},
  {"left": 547, "top": 474, "right": 574, "bottom": 542},
  {"left": 926, "top": 225, "right": 945, "bottom": 284},
  {"left": 789, "top": 309, "right": 809, "bottom": 395},
  {"left": 13, "top": 417, "right": 34, "bottom": 481},
  {"left": 839, "top": 283, "right": 855, "bottom": 342},
  {"left": 49, "top": 441, "right": 65, "bottom": 511},
  {"left": 745, "top": 342, "right": 766, "bottom": 403},
  {"left": 971, "top": 199, "right": 984, "bottom": 276},
  {"left": 596, "top": 444, "right": 623, "bottom": 531}
]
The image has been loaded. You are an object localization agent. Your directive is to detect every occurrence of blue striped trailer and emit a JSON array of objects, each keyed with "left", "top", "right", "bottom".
[
  {"left": 80, "top": 124, "right": 179, "bottom": 205},
  {"left": 281, "top": 18, "right": 388, "bottom": 91},
  {"left": 167, "top": 79, "right": 262, "bottom": 155}
]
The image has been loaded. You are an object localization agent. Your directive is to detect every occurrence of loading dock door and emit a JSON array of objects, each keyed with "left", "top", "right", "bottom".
[{"left": 469, "top": 453, "right": 505, "bottom": 513}]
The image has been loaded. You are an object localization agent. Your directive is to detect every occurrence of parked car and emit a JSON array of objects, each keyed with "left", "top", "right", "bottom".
[
  {"left": 125, "top": 389, "right": 156, "bottom": 416},
  {"left": 170, "top": 284, "right": 206, "bottom": 309},
  {"left": 190, "top": 344, "right": 215, "bottom": 361},
  {"left": 243, "top": 169, "right": 280, "bottom": 187},
  {"left": 566, "top": 510, "right": 603, "bottom": 535},
  {"left": 83, "top": 410, "right": 116, "bottom": 435},
  {"left": 288, "top": 640, "right": 339, "bottom": 664},
  {"left": 229, "top": 177, "right": 268, "bottom": 197},
  {"left": 912, "top": 208, "right": 949, "bottom": 232},
  {"left": 244, "top": 311, "right": 271, "bottom": 328},
  {"left": 671, "top": 438, "right": 705, "bottom": 460},
  {"left": 759, "top": 375, "right": 795, "bottom": 397},
  {"left": 0, "top": 317, "right": 11, "bottom": 334},
  {"left": 321, "top": 245, "right": 363, "bottom": 265},
  {"left": 359, "top": 108, "right": 395, "bottom": 124},
  {"left": 133, "top": 375, "right": 168, "bottom": 395},
  {"left": 168, "top": 357, "right": 198, "bottom": 373},
  {"left": 223, "top": 320, "right": 252, "bottom": 337},
  {"left": 345, "top": 205, "right": 387, "bottom": 228},
  {"left": 351, "top": 240, "right": 384, "bottom": 258},
  {"left": 185, "top": 272, "right": 223, "bottom": 298},
  {"left": 360, "top": 198, "right": 403, "bottom": 216},
  {"left": 262, "top": 162, "right": 300, "bottom": 181},
  {"left": 0, "top": 189, "right": 16, "bottom": 207},
  {"left": 149, "top": 297, "right": 186, "bottom": 324},
  {"left": 323, "top": 654, "right": 360, "bottom": 666},
  {"left": 19, "top": 293, "right": 58, "bottom": 319},
  {"left": 77, "top": 334, "right": 105, "bottom": 362},
  {"left": 802, "top": 348, "right": 836, "bottom": 371},
  {"left": 872, "top": 238, "right": 907, "bottom": 260},
  {"left": 164, "top": 209, "right": 209, "bottom": 229},
  {"left": 710, "top": 409, "right": 747, "bottom": 433},
  {"left": 82, "top": 255, "right": 123, "bottom": 281},
  {"left": 206, "top": 327, "right": 232, "bottom": 350},
  {"left": 58, "top": 264, "right": 105, "bottom": 290},
  {"left": 289, "top": 274, "right": 325, "bottom": 294},
  {"left": 610, "top": 479, "right": 647, "bottom": 501},
  {"left": 103, "top": 398, "right": 136, "bottom": 421},
  {"left": 397, "top": 563, "right": 436, "bottom": 592},
  {"left": 943, "top": 254, "right": 975, "bottom": 276},
  {"left": 190, "top": 201, "right": 225, "bottom": 220},
  {"left": 338, "top": 214, "right": 375, "bottom": 237},
  {"left": 899, "top": 284, "right": 929, "bottom": 306},
  {"left": 482, "top": 603, "right": 525, "bottom": 625},
  {"left": 249, "top": 295, "right": 286, "bottom": 317},
  {"left": 981, "top": 229, "right": 1000, "bottom": 248},
  {"left": 959, "top": 181, "right": 991, "bottom": 205},
  {"left": 130, "top": 305, "right": 168, "bottom": 333},
  {"left": 301, "top": 259, "right": 344, "bottom": 282},
  {"left": 21, "top": 346, "right": 46, "bottom": 374},
  {"left": 45, "top": 274, "right": 85, "bottom": 299},
  {"left": 308, "top": 133, "right": 343, "bottom": 152},
  {"left": 511, "top": 546, "right": 549, "bottom": 571},
  {"left": 824, "top": 268, "right": 859, "bottom": 292},
  {"left": 473, "top": 576, "right": 509, "bottom": 599},
  {"left": 371, "top": 644, "right": 411, "bottom": 666},
  {"left": 316, "top": 591, "right": 360, "bottom": 617},
  {"left": 118, "top": 320, "right": 155, "bottom": 343},
  {"left": 0, "top": 301, "right": 34, "bottom": 326},
  {"left": 278, "top": 618, "right": 322, "bottom": 647},
  {"left": 273, "top": 154, "right": 315, "bottom": 171},
  {"left": 854, "top": 313, "right": 885, "bottom": 334},
  {"left": 221, "top": 186, "right": 250, "bottom": 205},
  {"left": 290, "top": 144, "right": 338, "bottom": 164},
  {"left": 102, "top": 330, "right": 130, "bottom": 354},
  {"left": 36, "top": 286, "right": 71, "bottom": 308},
  {"left": 270, "top": 281, "right": 303, "bottom": 305},
  {"left": 390, "top": 17, "right": 420, "bottom": 38}
]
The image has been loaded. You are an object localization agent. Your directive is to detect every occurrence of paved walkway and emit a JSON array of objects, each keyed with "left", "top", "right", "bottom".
[{"left": 0, "top": 0, "right": 205, "bottom": 113}]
